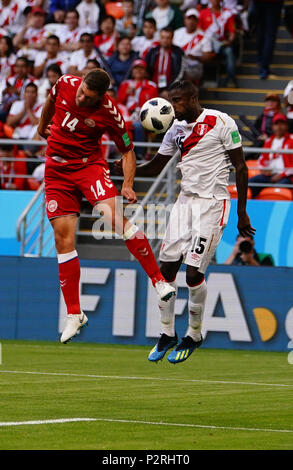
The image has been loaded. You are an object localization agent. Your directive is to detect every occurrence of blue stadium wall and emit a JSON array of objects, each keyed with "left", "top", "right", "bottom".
[
  {"left": 1, "top": 190, "right": 293, "bottom": 267},
  {"left": 0, "top": 256, "right": 292, "bottom": 352}
]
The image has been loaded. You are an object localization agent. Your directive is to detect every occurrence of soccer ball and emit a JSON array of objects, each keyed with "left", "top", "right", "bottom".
[{"left": 140, "top": 98, "right": 175, "bottom": 134}]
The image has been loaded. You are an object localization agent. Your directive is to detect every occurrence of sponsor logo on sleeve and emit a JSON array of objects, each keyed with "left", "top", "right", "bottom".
[
  {"left": 122, "top": 132, "right": 131, "bottom": 147},
  {"left": 231, "top": 130, "right": 241, "bottom": 144}
]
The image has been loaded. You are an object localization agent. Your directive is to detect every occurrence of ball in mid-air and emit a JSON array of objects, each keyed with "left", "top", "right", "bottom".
[{"left": 140, "top": 98, "right": 175, "bottom": 134}]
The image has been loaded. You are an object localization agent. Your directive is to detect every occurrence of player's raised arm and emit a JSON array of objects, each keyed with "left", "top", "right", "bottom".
[
  {"left": 135, "top": 152, "right": 173, "bottom": 177},
  {"left": 37, "top": 93, "right": 55, "bottom": 139},
  {"left": 228, "top": 146, "right": 256, "bottom": 237}
]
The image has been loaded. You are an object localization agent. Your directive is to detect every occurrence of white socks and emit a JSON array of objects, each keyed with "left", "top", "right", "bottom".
[
  {"left": 186, "top": 280, "right": 207, "bottom": 342},
  {"left": 159, "top": 281, "right": 177, "bottom": 337}
]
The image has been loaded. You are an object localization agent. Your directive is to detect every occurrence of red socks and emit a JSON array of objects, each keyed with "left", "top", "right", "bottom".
[
  {"left": 124, "top": 229, "right": 165, "bottom": 286},
  {"left": 57, "top": 250, "right": 81, "bottom": 314}
]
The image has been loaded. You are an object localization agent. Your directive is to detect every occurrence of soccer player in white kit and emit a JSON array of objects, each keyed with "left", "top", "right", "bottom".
[{"left": 135, "top": 80, "right": 255, "bottom": 364}]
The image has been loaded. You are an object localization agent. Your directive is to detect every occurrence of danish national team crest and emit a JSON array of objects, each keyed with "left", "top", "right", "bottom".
[{"left": 195, "top": 123, "right": 209, "bottom": 136}]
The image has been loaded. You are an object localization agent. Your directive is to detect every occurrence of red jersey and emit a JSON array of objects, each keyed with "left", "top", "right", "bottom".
[
  {"left": 198, "top": 8, "right": 235, "bottom": 41},
  {"left": 47, "top": 74, "right": 133, "bottom": 162}
]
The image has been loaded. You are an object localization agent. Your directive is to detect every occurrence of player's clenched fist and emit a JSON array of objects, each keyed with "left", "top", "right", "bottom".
[{"left": 121, "top": 185, "right": 137, "bottom": 203}]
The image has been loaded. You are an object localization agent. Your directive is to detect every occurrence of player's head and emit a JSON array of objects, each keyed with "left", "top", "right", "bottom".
[
  {"left": 168, "top": 80, "right": 199, "bottom": 121},
  {"left": 76, "top": 68, "right": 111, "bottom": 107}
]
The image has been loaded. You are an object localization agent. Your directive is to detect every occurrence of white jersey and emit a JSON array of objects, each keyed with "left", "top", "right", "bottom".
[{"left": 158, "top": 108, "right": 242, "bottom": 199}]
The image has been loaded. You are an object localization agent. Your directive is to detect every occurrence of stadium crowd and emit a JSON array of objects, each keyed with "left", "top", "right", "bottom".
[{"left": 0, "top": 0, "right": 292, "bottom": 193}]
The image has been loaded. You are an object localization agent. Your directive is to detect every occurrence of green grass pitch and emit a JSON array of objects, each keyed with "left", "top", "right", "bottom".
[{"left": 0, "top": 340, "right": 292, "bottom": 450}]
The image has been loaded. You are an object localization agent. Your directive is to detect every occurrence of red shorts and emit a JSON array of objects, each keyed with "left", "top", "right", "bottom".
[{"left": 44, "top": 157, "right": 118, "bottom": 219}]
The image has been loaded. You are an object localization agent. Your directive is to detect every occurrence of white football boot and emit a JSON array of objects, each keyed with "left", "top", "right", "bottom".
[
  {"left": 155, "top": 281, "right": 176, "bottom": 302},
  {"left": 60, "top": 311, "right": 88, "bottom": 343}
]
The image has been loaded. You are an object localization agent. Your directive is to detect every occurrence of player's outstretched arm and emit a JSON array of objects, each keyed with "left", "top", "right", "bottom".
[
  {"left": 121, "top": 149, "right": 137, "bottom": 203},
  {"left": 228, "top": 146, "right": 256, "bottom": 238},
  {"left": 37, "top": 94, "right": 56, "bottom": 140},
  {"left": 135, "top": 153, "right": 173, "bottom": 177}
]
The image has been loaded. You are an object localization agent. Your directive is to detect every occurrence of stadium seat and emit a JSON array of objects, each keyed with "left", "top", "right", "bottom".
[
  {"left": 246, "top": 159, "right": 261, "bottom": 178},
  {"left": 228, "top": 185, "right": 252, "bottom": 199},
  {"left": 105, "top": 2, "right": 124, "bottom": 19},
  {"left": 256, "top": 187, "right": 293, "bottom": 201}
]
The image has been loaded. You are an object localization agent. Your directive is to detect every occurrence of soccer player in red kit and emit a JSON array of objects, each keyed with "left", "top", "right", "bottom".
[{"left": 37, "top": 68, "right": 175, "bottom": 343}]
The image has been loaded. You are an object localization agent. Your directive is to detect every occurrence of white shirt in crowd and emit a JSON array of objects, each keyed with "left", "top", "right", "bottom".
[
  {"left": 173, "top": 27, "right": 212, "bottom": 64},
  {"left": 267, "top": 137, "right": 285, "bottom": 173},
  {"left": 76, "top": 0, "right": 100, "bottom": 33},
  {"left": 131, "top": 33, "right": 160, "bottom": 58},
  {"left": 9, "top": 99, "right": 43, "bottom": 139},
  {"left": 69, "top": 48, "right": 99, "bottom": 72},
  {"left": 159, "top": 109, "right": 242, "bottom": 199},
  {"left": 34, "top": 50, "right": 69, "bottom": 77}
]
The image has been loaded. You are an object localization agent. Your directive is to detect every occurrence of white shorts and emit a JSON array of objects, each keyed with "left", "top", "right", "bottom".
[{"left": 159, "top": 193, "right": 230, "bottom": 274}]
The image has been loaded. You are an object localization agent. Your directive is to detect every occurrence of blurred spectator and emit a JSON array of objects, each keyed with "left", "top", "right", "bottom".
[
  {"left": 107, "top": 36, "right": 138, "bottom": 88},
  {"left": 94, "top": 15, "right": 118, "bottom": 58},
  {"left": 44, "top": 9, "right": 66, "bottom": 37},
  {"left": 145, "top": 0, "right": 183, "bottom": 32},
  {"left": 224, "top": 234, "right": 274, "bottom": 266},
  {"left": 254, "top": 93, "right": 281, "bottom": 142},
  {"left": 13, "top": 7, "right": 48, "bottom": 61},
  {"left": 250, "top": 0, "right": 283, "bottom": 79},
  {"left": 117, "top": 58, "right": 158, "bottom": 159},
  {"left": 59, "top": 9, "right": 88, "bottom": 53},
  {"left": 283, "top": 80, "right": 293, "bottom": 133},
  {"left": 81, "top": 58, "right": 101, "bottom": 75},
  {"left": 6, "top": 82, "right": 42, "bottom": 139},
  {"left": 116, "top": 0, "right": 137, "bottom": 38},
  {"left": 0, "top": 143, "right": 27, "bottom": 190},
  {"left": 199, "top": 0, "right": 238, "bottom": 87},
  {"left": 76, "top": 0, "right": 102, "bottom": 33},
  {"left": 0, "top": 0, "right": 25, "bottom": 35},
  {"left": 249, "top": 114, "right": 293, "bottom": 198},
  {"left": 68, "top": 32, "right": 99, "bottom": 76},
  {"left": 145, "top": 27, "right": 184, "bottom": 91},
  {"left": 173, "top": 9, "right": 213, "bottom": 84},
  {"left": 34, "top": 35, "right": 68, "bottom": 79},
  {"left": 131, "top": 18, "right": 159, "bottom": 59},
  {"left": 238, "top": 92, "right": 282, "bottom": 147},
  {"left": 0, "top": 56, "right": 35, "bottom": 120},
  {"left": 37, "top": 63, "right": 62, "bottom": 102},
  {"left": 49, "top": 0, "right": 80, "bottom": 21},
  {"left": 0, "top": 36, "right": 16, "bottom": 91}
]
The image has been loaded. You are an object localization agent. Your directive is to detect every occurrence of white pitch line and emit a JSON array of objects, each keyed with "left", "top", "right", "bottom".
[
  {"left": 92, "top": 418, "right": 293, "bottom": 434},
  {"left": 0, "top": 369, "right": 293, "bottom": 388},
  {"left": 0, "top": 417, "right": 292, "bottom": 434},
  {"left": 0, "top": 418, "right": 96, "bottom": 427}
]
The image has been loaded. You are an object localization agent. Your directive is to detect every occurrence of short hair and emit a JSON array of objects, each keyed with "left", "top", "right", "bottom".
[
  {"left": 25, "top": 82, "right": 38, "bottom": 92},
  {"left": 80, "top": 32, "right": 94, "bottom": 42},
  {"left": 1, "top": 36, "right": 14, "bottom": 57},
  {"left": 83, "top": 68, "right": 110, "bottom": 95},
  {"left": 168, "top": 80, "right": 198, "bottom": 97},
  {"left": 161, "top": 26, "right": 174, "bottom": 35},
  {"left": 86, "top": 58, "right": 100, "bottom": 67},
  {"left": 65, "top": 9, "right": 79, "bottom": 19},
  {"left": 47, "top": 34, "right": 60, "bottom": 44},
  {"left": 46, "top": 63, "right": 62, "bottom": 76},
  {"left": 100, "top": 15, "right": 116, "bottom": 26},
  {"left": 144, "top": 18, "right": 156, "bottom": 28},
  {"left": 16, "top": 56, "right": 29, "bottom": 66}
]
